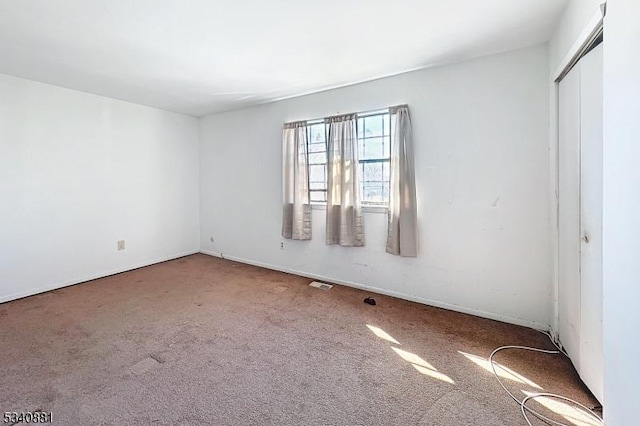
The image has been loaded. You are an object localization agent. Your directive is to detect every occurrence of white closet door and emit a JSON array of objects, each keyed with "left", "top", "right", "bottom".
[
  {"left": 558, "top": 60, "right": 581, "bottom": 366},
  {"left": 579, "top": 43, "right": 603, "bottom": 403},
  {"left": 558, "top": 43, "right": 603, "bottom": 403}
]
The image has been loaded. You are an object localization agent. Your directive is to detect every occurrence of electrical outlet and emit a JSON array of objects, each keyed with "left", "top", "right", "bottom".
[
  {"left": 117, "top": 240, "right": 125, "bottom": 251},
  {"left": 280, "top": 241, "right": 285, "bottom": 250}
]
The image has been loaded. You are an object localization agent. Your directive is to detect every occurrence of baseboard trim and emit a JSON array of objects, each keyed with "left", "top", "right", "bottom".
[
  {"left": 199, "top": 250, "right": 548, "bottom": 330},
  {"left": 1, "top": 249, "right": 200, "bottom": 304}
]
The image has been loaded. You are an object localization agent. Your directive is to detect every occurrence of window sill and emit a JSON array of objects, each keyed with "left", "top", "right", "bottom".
[{"left": 311, "top": 203, "right": 388, "bottom": 214}]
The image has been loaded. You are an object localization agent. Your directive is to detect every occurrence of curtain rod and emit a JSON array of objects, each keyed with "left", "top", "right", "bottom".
[
  {"left": 285, "top": 104, "right": 408, "bottom": 126},
  {"left": 349, "top": 104, "right": 408, "bottom": 116}
]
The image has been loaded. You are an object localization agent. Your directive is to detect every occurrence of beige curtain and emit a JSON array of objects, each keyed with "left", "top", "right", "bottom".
[
  {"left": 386, "top": 105, "right": 417, "bottom": 256},
  {"left": 282, "top": 121, "right": 311, "bottom": 240},
  {"left": 326, "top": 114, "right": 364, "bottom": 246}
]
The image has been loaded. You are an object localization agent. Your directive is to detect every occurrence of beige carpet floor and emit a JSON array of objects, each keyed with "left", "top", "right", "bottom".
[{"left": 0, "top": 254, "right": 600, "bottom": 425}]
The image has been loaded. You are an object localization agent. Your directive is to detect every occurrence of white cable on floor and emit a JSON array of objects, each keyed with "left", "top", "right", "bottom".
[
  {"left": 490, "top": 345, "right": 567, "bottom": 426},
  {"left": 489, "top": 332, "right": 604, "bottom": 426},
  {"left": 521, "top": 393, "right": 603, "bottom": 426},
  {"left": 537, "top": 330, "right": 570, "bottom": 358}
]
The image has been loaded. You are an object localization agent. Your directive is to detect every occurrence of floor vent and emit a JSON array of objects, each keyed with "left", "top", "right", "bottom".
[{"left": 309, "top": 281, "right": 333, "bottom": 291}]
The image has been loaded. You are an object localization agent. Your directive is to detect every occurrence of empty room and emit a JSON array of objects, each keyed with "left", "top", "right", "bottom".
[{"left": 1, "top": 0, "right": 638, "bottom": 425}]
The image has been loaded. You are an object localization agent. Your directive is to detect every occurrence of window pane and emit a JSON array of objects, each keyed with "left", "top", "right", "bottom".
[
  {"left": 363, "top": 162, "right": 383, "bottom": 182},
  {"left": 362, "top": 137, "right": 384, "bottom": 160},
  {"left": 309, "top": 164, "right": 325, "bottom": 184},
  {"left": 364, "top": 116, "right": 383, "bottom": 137},
  {"left": 383, "top": 114, "right": 390, "bottom": 136},
  {"left": 361, "top": 159, "right": 390, "bottom": 204},
  {"left": 390, "top": 114, "right": 396, "bottom": 141},
  {"left": 310, "top": 190, "right": 326, "bottom": 202},
  {"left": 308, "top": 151, "right": 326, "bottom": 165},
  {"left": 308, "top": 142, "right": 326, "bottom": 153},
  {"left": 363, "top": 183, "right": 385, "bottom": 203},
  {"left": 309, "top": 124, "right": 325, "bottom": 143},
  {"left": 310, "top": 181, "right": 325, "bottom": 191},
  {"left": 383, "top": 136, "right": 390, "bottom": 158}
]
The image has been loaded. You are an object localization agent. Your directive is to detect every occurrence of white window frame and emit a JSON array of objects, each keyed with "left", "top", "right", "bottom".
[{"left": 305, "top": 108, "right": 391, "bottom": 213}]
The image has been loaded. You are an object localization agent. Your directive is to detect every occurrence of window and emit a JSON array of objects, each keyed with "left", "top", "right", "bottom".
[
  {"left": 306, "top": 109, "right": 391, "bottom": 205},
  {"left": 307, "top": 120, "right": 328, "bottom": 203},
  {"left": 357, "top": 111, "right": 391, "bottom": 204}
]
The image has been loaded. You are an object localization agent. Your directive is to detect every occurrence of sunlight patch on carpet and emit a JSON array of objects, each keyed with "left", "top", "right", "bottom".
[
  {"left": 392, "top": 347, "right": 455, "bottom": 384},
  {"left": 521, "top": 391, "right": 601, "bottom": 426},
  {"left": 366, "top": 324, "right": 400, "bottom": 344},
  {"left": 458, "top": 351, "right": 542, "bottom": 389},
  {"left": 392, "top": 347, "right": 436, "bottom": 370},
  {"left": 412, "top": 364, "right": 456, "bottom": 384}
]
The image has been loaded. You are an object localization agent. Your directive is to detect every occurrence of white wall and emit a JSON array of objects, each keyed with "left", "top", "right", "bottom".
[
  {"left": 200, "top": 45, "right": 551, "bottom": 328},
  {"left": 0, "top": 73, "right": 200, "bottom": 302},
  {"left": 602, "top": 0, "right": 640, "bottom": 423}
]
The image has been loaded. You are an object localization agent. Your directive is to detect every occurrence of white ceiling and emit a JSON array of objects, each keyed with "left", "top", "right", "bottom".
[{"left": 0, "top": 0, "right": 567, "bottom": 117}]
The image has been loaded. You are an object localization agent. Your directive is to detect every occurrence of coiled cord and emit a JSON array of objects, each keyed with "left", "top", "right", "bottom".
[{"left": 489, "top": 331, "right": 604, "bottom": 426}]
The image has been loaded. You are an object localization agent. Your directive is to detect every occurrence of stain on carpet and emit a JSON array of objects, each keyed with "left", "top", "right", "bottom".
[{"left": 130, "top": 356, "right": 161, "bottom": 375}]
